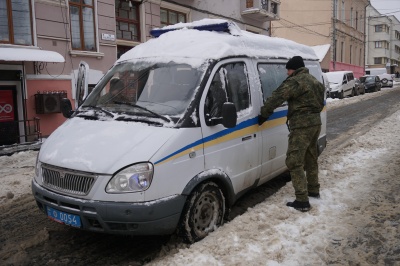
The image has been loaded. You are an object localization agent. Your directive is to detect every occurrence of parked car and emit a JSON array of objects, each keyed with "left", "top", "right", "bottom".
[
  {"left": 325, "top": 71, "right": 355, "bottom": 99},
  {"left": 322, "top": 72, "right": 330, "bottom": 97},
  {"left": 359, "top": 75, "right": 382, "bottom": 93},
  {"left": 378, "top": 73, "right": 394, "bottom": 88},
  {"left": 354, "top": 78, "right": 365, "bottom": 95}
]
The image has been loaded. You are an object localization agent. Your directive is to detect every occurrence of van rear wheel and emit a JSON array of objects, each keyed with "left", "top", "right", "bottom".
[{"left": 178, "top": 181, "right": 225, "bottom": 243}]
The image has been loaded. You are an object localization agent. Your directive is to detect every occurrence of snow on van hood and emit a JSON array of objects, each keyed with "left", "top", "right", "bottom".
[
  {"left": 38, "top": 118, "right": 175, "bottom": 174},
  {"left": 117, "top": 19, "right": 319, "bottom": 68}
]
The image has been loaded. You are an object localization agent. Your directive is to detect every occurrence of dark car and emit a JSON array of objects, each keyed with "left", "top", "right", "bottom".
[
  {"left": 353, "top": 78, "right": 365, "bottom": 95},
  {"left": 359, "top": 75, "right": 382, "bottom": 93}
]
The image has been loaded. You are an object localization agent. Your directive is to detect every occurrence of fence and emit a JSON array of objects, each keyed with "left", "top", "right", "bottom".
[{"left": 0, "top": 117, "right": 41, "bottom": 146}]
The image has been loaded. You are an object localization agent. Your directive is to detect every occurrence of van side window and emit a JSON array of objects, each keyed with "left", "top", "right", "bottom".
[
  {"left": 258, "top": 63, "right": 287, "bottom": 100},
  {"left": 205, "top": 62, "right": 250, "bottom": 122}
]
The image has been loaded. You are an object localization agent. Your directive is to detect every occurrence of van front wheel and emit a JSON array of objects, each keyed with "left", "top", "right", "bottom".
[{"left": 178, "top": 182, "right": 225, "bottom": 243}]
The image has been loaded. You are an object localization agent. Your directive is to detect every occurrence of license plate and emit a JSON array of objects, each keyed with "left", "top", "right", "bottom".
[{"left": 46, "top": 206, "right": 81, "bottom": 228}]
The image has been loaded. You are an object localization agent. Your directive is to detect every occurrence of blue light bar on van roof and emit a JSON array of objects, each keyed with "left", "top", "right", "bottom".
[{"left": 150, "top": 22, "right": 230, "bottom": 38}]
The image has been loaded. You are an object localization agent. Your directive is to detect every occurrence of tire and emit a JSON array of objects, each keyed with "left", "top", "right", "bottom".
[
  {"left": 178, "top": 181, "right": 225, "bottom": 243},
  {"left": 339, "top": 90, "right": 344, "bottom": 99},
  {"left": 381, "top": 78, "right": 388, "bottom": 84}
]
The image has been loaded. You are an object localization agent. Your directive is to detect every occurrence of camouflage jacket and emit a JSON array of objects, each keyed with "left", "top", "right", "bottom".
[{"left": 260, "top": 67, "right": 325, "bottom": 129}]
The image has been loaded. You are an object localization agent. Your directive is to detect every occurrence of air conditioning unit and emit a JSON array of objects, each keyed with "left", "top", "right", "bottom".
[{"left": 35, "top": 92, "right": 67, "bottom": 114}]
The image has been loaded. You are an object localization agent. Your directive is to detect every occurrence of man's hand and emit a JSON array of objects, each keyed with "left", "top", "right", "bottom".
[{"left": 258, "top": 115, "right": 267, "bottom": 125}]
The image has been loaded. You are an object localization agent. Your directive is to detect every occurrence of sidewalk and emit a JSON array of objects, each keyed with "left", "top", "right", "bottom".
[{"left": 0, "top": 141, "right": 42, "bottom": 157}]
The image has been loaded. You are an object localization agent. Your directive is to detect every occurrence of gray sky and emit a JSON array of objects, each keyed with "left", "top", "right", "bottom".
[{"left": 370, "top": 0, "right": 400, "bottom": 21}]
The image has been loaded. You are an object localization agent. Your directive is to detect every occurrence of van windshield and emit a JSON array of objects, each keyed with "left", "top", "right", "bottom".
[{"left": 81, "top": 62, "right": 204, "bottom": 125}]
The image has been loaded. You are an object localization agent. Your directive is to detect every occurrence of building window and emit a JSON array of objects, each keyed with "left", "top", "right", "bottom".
[
  {"left": 375, "top": 41, "right": 389, "bottom": 49},
  {"left": 355, "top": 11, "right": 358, "bottom": 30},
  {"left": 334, "top": 0, "right": 338, "bottom": 19},
  {"left": 350, "top": 8, "right": 353, "bottom": 27},
  {"left": 375, "top": 24, "right": 389, "bottom": 33},
  {"left": 116, "top": 0, "right": 140, "bottom": 42},
  {"left": 160, "top": 8, "right": 186, "bottom": 27},
  {"left": 69, "top": 0, "right": 96, "bottom": 51},
  {"left": 374, "top": 57, "right": 387, "bottom": 65},
  {"left": 341, "top": 0, "right": 345, "bottom": 22},
  {"left": 395, "top": 45, "right": 400, "bottom": 54},
  {"left": 395, "top": 30, "right": 400, "bottom": 40},
  {"left": 350, "top": 45, "right": 352, "bottom": 64},
  {"left": 340, "top": 41, "right": 344, "bottom": 62},
  {"left": 0, "top": 0, "right": 33, "bottom": 45}
]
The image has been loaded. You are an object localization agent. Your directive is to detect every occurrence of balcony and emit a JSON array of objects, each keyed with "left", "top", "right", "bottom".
[{"left": 241, "top": 0, "right": 280, "bottom": 22}]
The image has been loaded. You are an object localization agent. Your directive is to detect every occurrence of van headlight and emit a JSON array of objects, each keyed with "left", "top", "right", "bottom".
[{"left": 106, "top": 163, "right": 154, "bottom": 193}]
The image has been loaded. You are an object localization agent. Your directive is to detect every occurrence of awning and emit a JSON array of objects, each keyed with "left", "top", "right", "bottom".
[
  {"left": 0, "top": 47, "right": 65, "bottom": 63},
  {"left": 310, "top": 44, "right": 330, "bottom": 63}
]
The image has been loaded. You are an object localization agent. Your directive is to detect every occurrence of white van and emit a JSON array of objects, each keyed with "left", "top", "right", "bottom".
[
  {"left": 325, "top": 71, "right": 356, "bottom": 98},
  {"left": 32, "top": 19, "right": 327, "bottom": 243},
  {"left": 365, "top": 68, "right": 387, "bottom": 76}
]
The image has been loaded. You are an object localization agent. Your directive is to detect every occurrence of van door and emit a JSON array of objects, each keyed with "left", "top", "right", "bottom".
[
  {"left": 257, "top": 62, "right": 289, "bottom": 183},
  {"left": 200, "top": 59, "right": 260, "bottom": 193}
]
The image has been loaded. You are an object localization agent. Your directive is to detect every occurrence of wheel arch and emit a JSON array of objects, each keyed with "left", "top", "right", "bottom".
[{"left": 181, "top": 169, "right": 236, "bottom": 206}]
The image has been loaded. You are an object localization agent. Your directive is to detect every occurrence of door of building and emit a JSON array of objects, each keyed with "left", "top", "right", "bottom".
[{"left": 0, "top": 86, "right": 19, "bottom": 145}]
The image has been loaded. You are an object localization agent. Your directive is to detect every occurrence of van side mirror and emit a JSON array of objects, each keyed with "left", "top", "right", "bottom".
[
  {"left": 342, "top": 80, "right": 347, "bottom": 84},
  {"left": 221, "top": 102, "right": 237, "bottom": 128},
  {"left": 61, "top": 98, "right": 74, "bottom": 118}
]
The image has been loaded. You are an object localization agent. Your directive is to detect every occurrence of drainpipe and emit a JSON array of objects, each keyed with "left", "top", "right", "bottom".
[
  {"left": 364, "top": 1, "right": 371, "bottom": 75},
  {"left": 333, "top": 0, "right": 336, "bottom": 71}
]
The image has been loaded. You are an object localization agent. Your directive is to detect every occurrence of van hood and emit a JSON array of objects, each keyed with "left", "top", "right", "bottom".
[
  {"left": 329, "top": 83, "right": 340, "bottom": 92},
  {"left": 39, "top": 118, "right": 176, "bottom": 174}
]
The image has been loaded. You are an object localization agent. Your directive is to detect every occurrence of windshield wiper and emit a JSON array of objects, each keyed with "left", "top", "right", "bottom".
[
  {"left": 113, "top": 101, "right": 170, "bottom": 122},
  {"left": 79, "top": 105, "right": 114, "bottom": 118}
]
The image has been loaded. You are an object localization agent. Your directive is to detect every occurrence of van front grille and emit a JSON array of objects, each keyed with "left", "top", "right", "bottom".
[{"left": 42, "top": 165, "right": 97, "bottom": 196}]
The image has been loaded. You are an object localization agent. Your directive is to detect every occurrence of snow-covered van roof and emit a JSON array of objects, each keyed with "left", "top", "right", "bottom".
[{"left": 117, "top": 19, "right": 319, "bottom": 67}]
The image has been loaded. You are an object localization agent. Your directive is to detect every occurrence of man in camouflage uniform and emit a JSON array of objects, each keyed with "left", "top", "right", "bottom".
[{"left": 259, "top": 56, "right": 325, "bottom": 212}]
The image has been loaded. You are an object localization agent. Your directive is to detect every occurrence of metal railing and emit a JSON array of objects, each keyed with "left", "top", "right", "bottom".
[{"left": 0, "top": 117, "right": 42, "bottom": 145}]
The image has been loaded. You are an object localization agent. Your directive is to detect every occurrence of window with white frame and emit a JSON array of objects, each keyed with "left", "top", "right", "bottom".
[
  {"left": 69, "top": 0, "right": 97, "bottom": 51},
  {"left": 0, "top": 0, "right": 33, "bottom": 45}
]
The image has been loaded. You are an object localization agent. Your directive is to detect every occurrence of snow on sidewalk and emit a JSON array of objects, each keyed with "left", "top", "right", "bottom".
[{"left": 147, "top": 111, "right": 400, "bottom": 265}]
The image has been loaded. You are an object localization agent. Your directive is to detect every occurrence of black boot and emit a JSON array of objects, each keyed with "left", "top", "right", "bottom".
[
  {"left": 286, "top": 200, "right": 311, "bottom": 212},
  {"left": 308, "top": 192, "right": 320, "bottom": 198}
]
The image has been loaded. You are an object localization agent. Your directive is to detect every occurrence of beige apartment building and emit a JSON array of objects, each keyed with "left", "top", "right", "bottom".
[{"left": 272, "top": 0, "right": 369, "bottom": 77}]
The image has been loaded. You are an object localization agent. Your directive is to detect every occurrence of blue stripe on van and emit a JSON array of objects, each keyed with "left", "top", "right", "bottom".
[{"left": 154, "top": 109, "right": 288, "bottom": 165}]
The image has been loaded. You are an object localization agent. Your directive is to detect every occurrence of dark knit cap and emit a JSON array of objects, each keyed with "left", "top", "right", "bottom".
[{"left": 286, "top": 56, "right": 305, "bottom": 70}]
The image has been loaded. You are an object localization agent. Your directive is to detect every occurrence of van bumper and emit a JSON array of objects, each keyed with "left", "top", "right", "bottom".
[
  {"left": 328, "top": 91, "right": 340, "bottom": 98},
  {"left": 32, "top": 179, "right": 186, "bottom": 235}
]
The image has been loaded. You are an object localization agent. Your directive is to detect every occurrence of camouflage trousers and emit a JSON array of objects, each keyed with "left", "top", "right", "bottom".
[{"left": 285, "top": 125, "right": 321, "bottom": 202}]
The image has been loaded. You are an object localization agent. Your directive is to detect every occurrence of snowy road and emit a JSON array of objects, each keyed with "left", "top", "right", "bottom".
[{"left": 0, "top": 86, "right": 399, "bottom": 265}]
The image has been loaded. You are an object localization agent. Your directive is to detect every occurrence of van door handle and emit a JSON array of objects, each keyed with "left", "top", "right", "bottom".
[{"left": 242, "top": 135, "right": 252, "bottom": 141}]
